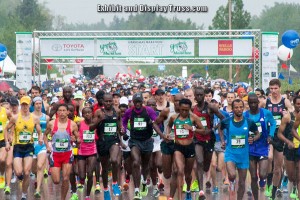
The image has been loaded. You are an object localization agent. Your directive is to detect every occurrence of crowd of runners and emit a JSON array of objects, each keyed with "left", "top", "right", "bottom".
[{"left": 0, "top": 76, "right": 300, "bottom": 200}]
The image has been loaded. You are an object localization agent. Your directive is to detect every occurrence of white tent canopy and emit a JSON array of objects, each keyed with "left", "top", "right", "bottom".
[{"left": 0, "top": 55, "right": 16, "bottom": 73}]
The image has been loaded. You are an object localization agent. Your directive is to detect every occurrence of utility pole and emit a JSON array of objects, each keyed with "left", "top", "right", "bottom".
[{"left": 228, "top": 0, "right": 232, "bottom": 83}]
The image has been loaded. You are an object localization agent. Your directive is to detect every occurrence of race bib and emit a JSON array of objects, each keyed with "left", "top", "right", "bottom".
[
  {"left": 256, "top": 122, "right": 262, "bottom": 133},
  {"left": 55, "top": 139, "right": 69, "bottom": 151},
  {"left": 134, "top": 118, "right": 147, "bottom": 129},
  {"left": 176, "top": 125, "right": 189, "bottom": 138},
  {"left": 200, "top": 117, "right": 207, "bottom": 127},
  {"left": 19, "top": 131, "right": 31, "bottom": 143},
  {"left": 152, "top": 130, "right": 158, "bottom": 137},
  {"left": 0, "top": 122, "right": 2, "bottom": 133},
  {"left": 274, "top": 115, "right": 281, "bottom": 127},
  {"left": 104, "top": 123, "right": 117, "bottom": 135},
  {"left": 33, "top": 132, "right": 38, "bottom": 141},
  {"left": 83, "top": 130, "right": 95, "bottom": 142},
  {"left": 231, "top": 135, "right": 246, "bottom": 148}
]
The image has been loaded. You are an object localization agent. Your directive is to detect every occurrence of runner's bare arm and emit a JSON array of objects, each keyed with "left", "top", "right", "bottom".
[
  {"left": 285, "top": 98, "right": 294, "bottom": 112},
  {"left": 154, "top": 107, "right": 169, "bottom": 126},
  {"left": 89, "top": 109, "right": 103, "bottom": 131},
  {"left": 4, "top": 115, "right": 17, "bottom": 146},
  {"left": 277, "top": 113, "right": 293, "bottom": 148},
  {"left": 165, "top": 114, "right": 176, "bottom": 139},
  {"left": 49, "top": 103, "right": 58, "bottom": 119},
  {"left": 208, "top": 103, "right": 225, "bottom": 120},
  {"left": 71, "top": 121, "right": 80, "bottom": 144},
  {"left": 191, "top": 113, "right": 206, "bottom": 134},
  {"left": 44, "top": 121, "right": 53, "bottom": 145}
]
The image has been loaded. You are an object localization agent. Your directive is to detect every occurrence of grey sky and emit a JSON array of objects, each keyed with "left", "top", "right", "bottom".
[{"left": 39, "top": 0, "right": 299, "bottom": 29}]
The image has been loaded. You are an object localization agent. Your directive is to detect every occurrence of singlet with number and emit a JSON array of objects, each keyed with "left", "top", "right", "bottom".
[
  {"left": 245, "top": 109, "right": 269, "bottom": 157},
  {"left": 78, "top": 120, "right": 97, "bottom": 156},
  {"left": 97, "top": 108, "right": 119, "bottom": 142},
  {"left": 51, "top": 119, "right": 72, "bottom": 153},
  {"left": 193, "top": 102, "right": 213, "bottom": 142},
  {"left": 130, "top": 107, "right": 153, "bottom": 141},
  {"left": 14, "top": 113, "right": 35, "bottom": 145},
  {"left": 174, "top": 114, "right": 193, "bottom": 140},
  {"left": 0, "top": 107, "right": 8, "bottom": 141},
  {"left": 33, "top": 113, "right": 47, "bottom": 143}
]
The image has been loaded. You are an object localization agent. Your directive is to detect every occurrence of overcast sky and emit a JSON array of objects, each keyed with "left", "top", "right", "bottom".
[{"left": 39, "top": 0, "right": 299, "bottom": 29}]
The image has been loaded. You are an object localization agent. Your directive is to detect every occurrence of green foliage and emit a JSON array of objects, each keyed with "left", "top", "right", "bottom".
[{"left": 209, "top": 0, "right": 251, "bottom": 30}]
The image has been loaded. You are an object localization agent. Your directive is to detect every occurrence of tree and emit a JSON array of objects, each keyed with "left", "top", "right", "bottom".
[{"left": 209, "top": 0, "right": 251, "bottom": 30}]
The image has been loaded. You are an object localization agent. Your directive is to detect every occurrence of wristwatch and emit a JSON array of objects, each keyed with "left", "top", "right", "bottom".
[{"left": 192, "top": 126, "right": 196, "bottom": 132}]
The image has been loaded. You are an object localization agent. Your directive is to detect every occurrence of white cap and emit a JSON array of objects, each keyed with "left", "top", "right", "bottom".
[
  {"left": 47, "top": 93, "right": 52, "bottom": 97},
  {"left": 211, "top": 95, "right": 221, "bottom": 103},
  {"left": 50, "top": 97, "right": 59, "bottom": 105},
  {"left": 119, "top": 97, "right": 129, "bottom": 105}
]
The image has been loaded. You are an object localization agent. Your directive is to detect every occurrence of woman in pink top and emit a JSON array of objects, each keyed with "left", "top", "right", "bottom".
[{"left": 78, "top": 107, "right": 97, "bottom": 200}]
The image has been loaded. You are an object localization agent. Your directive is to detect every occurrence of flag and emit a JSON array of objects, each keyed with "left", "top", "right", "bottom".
[
  {"left": 47, "top": 64, "right": 53, "bottom": 70},
  {"left": 205, "top": 65, "right": 208, "bottom": 71},
  {"left": 282, "top": 63, "right": 288, "bottom": 69},
  {"left": 278, "top": 73, "right": 285, "bottom": 79},
  {"left": 289, "top": 77, "right": 293, "bottom": 85},
  {"left": 248, "top": 72, "right": 252, "bottom": 79},
  {"left": 290, "top": 64, "right": 297, "bottom": 73},
  {"left": 248, "top": 64, "right": 253, "bottom": 69}
]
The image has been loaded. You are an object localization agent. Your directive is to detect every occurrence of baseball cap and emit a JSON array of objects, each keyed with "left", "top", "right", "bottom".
[
  {"left": 20, "top": 96, "right": 31, "bottom": 105},
  {"left": 74, "top": 93, "right": 84, "bottom": 99},
  {"left": 50, "top": 97, "right": 59, "bottom": 105},
  {"left": 9, "top": 97, "right": 19, "bottom": 106},
  {"left": 133, "top": 93, "right": 143, "bottom": 102},
  {"left": 170, "top": 88, "right": 179, "bottom": 95},
  {"left": 47, "top": 93, "right": 52, "bottom": 98},
  {"left": 211, "top": 95, "right": 221, "bottom": 104},
  {"left": 155, "top": 89, "right": 165, "bottom": 95},
  {"left": 119, "top": 97, "right": 129, "bottom": 105}
]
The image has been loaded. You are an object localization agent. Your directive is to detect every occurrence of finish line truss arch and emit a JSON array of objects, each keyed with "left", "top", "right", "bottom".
[{"left": 33, "top": 29, "right": 261, "bottom": 88}]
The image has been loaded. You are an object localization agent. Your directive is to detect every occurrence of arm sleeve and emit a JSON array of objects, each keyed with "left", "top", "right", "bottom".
[
  {"left": 265, "top": 109, "right": 276, "bottom": 137},
  {"left": 146, "top": 107, "right": 158, "bottom": 121},
  {"left": 122, "top": 109, "right": 131, "bottom": 132}
]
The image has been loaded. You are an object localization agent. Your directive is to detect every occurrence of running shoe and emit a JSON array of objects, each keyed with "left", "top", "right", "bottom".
[
  {"left": 282, "top": 185, "right": 288, "bottom": 193},
  {"left": 264, "top": 185, "right": 272, "bottom": 197},
  {"left": 199, "top": 190, "right": 206, "bottom": 200},
  {"left": 85, "top": 197, "right": 91, "bottom": 200},
  {"left": 212, "top": 186, "right": 219, "bottom": 194},
  {"left": 205, "top": 181, "right": 211, "bottom": 190},
  {"left": 259, "top": 179, "right": 266, "bottom": 188},
  {"left": 182, "top": 183, "right": 187, "bottom": 192},
  {"left": 290, "top": 187, "right": 297, "bottom": 199},
  {"left": 34, "top": 191, "right": 41, "bottom": 198},
  {"left": 104, "top": 189, "right": 111, "bottom": 200},
  {"left": 77, "top": 183, "right": 84, "bottom": 189},
  {"left": 158, "top": 180, "right": 165, "bottom": 191},
  {"left": 44, "top": 169, "right": 48, "bottom": 178},
  {"left": 229, "top": 181, "right": 235, "bottom": 192},
  {"left": 191, "top": 180, "right": 199, "bottom": 192},
  {"left": 153, "top": 188, "right": 160, "bottom": 197},
  {"left": 122, "top": 182, "right": 129, "bottom": 191},
  {"left": 247, "top": 187, "right": 252, "bottom": 197},
  {"left": 0, "top": 176, "right": 5, "bottom": 189},
  {"left": 70, "top": 193, "right": 79, "bottom": 200},
  {"left": 140, "top": 183, "right": 148, "bottom": 196},
  {"left": 276, "top": 188, "right": 283, "bottom": 198},
  {"left": 223, "top": 179, "right": 230, "bottom": 185},
  {"left": 133, "top": 191, "right": 142, "bottom": 200},
  {"left": 112, "top": 183, "right": 121, "bottom": 196},
  {"left": 95, "top": 183, "right": 101, "bottom": 194},
  {"left": 146, "top": 178, "right": 151, "bottom": 188},
  {"left": 167, "top": 197, "right": 173, "bottom": 200},
  {"left": 185, "top": 191, "right": 192, "bottom": 200},
  {"left": 21, "top": 198, "right": 27, "bottom": 200},
  {"left": 4, "top": 186, "right": 10, "bottom": 195},
  {"left": 11, "top": 173, "right": 16, "bottom": 183}
]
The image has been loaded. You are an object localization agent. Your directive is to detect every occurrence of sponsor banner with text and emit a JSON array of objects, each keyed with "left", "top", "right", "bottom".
[
  {"left": 16, "top": 32, "right": 33, "bottom": 91},
  {"left": 40, "top": 38, "right": 95, "bottom": 58},
  {"left": 261, "top": 32, "right": 279, "bottom": 91},
  {"left": 198, "top": 38, "right": 253, "bottom": 57},
  {"left": 97, "top": 38, "right": 194, "bottom": 58}
]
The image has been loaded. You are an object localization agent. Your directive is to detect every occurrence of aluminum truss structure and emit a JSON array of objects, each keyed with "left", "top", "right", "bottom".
[{"left": 33, "top": 29, "right": 261, "bottom": 88}]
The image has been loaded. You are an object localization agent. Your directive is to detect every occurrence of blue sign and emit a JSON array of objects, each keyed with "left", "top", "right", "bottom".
[{"left": 158, "top": 64, "right": 166, "bottom": 71}]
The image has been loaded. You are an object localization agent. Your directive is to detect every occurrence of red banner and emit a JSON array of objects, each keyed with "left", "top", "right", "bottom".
[{"left": 218, "top": 40, "right": 233, "bottom": 55}]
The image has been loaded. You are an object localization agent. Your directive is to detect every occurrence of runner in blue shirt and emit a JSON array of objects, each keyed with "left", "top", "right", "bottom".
[{"left": 220, "top": 99, "right": 260, "bottom": 200}]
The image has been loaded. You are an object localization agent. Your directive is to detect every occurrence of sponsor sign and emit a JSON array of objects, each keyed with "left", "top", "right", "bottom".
[
  {"left": 198, "top": 38, "right": 252, "bottom": 57},
  {"left": 97, "top": 38, "right": 194, "bottom": 58}
]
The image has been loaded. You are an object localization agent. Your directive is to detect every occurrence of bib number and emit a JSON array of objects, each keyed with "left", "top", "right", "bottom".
[
  {"left": 231, "top": 135, "right": 246, "bottom": 148},
  {"left": 83, "top": 130, "right": 95, "bottom": 142},
  {"left": 55, "top": 139, "right": 69, "bottom": 151},
  {"left": 104, "top": 123, "right": 117, "bottom": 135},
  {"left": 200, "top": 117, "right": 207, "bottom": 128},
  {"left": 134, "top": 118, "right": 146, "bottom": 129},
  {"left": 274, "top": 115, "right": 281, "bottom": 127},
  {"left": 33, "top": 132, "right": 38, "bottom": 141},
  {"left": 0, "top": 122, "right": 3, "bottom": 133},
  {"left": 19, "top": 132, "right": 31, "bottom": 143},
  {"left": 176, "top": 125, "right": 189, "bottom": 138}
]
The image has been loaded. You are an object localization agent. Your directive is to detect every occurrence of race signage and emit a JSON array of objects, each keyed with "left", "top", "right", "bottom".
[
  {"left": 198, "top": 38, "right": 253, "bottom": 57},
  {"left": 97, "top": 38, "right": 194, "bottom": 58}
]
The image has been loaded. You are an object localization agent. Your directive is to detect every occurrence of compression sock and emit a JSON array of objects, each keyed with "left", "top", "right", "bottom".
[{"left": 272, "top": 185, "right": 278, "bottom": 199}]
